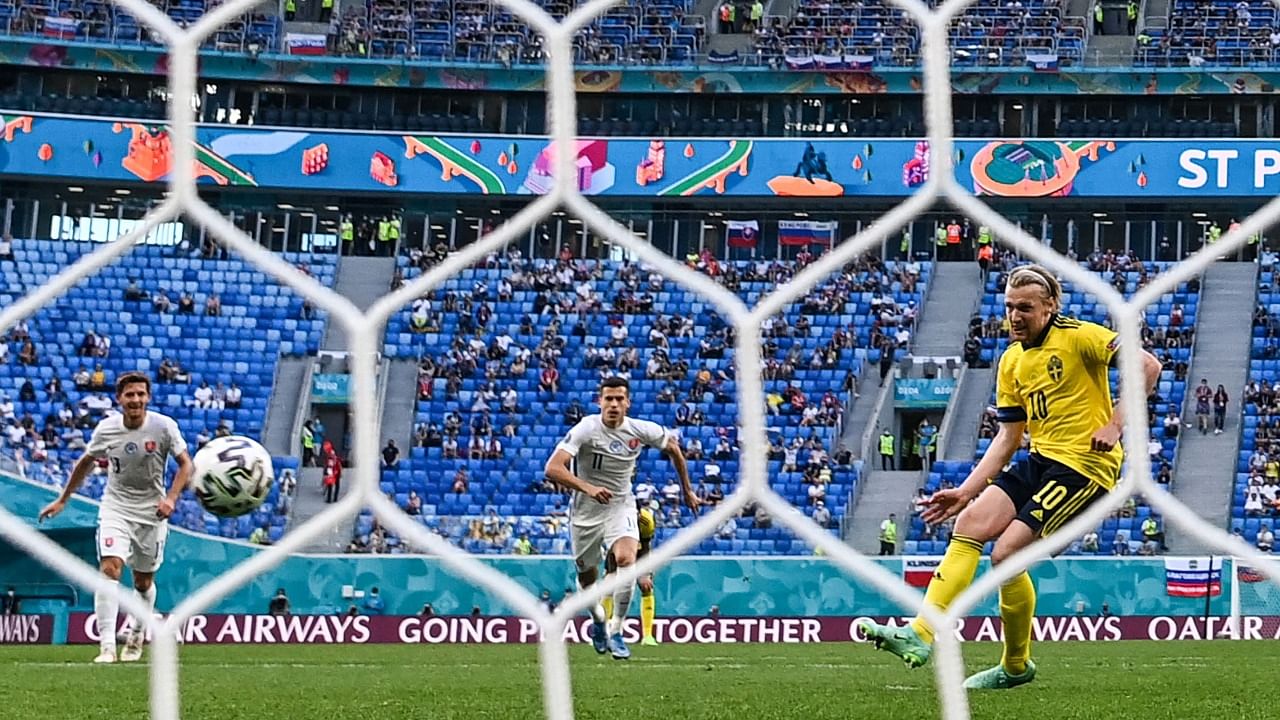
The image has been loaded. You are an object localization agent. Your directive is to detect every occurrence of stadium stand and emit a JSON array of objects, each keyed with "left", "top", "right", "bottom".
[
  {"left": 0, "top": 239, "right": 334, "bottom": 541},
  {"left": 907, "top": 252, "right": 1197, "bottom": 556},
  {"left": 1236, "top": 264, "right": 1280, "bottom": 550},
  {"left": 349, "top": 251, "right": 930, "bottom": 555},
  {"left": 1134, "top": 0, "right": 1279, "bottom": 68},
  {"left": 0, "top": 0, "right": 280, "bottom": 51}
]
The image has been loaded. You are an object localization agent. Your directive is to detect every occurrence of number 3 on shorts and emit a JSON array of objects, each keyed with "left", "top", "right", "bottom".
[{"left": 1031, "top": 480, "right": 1068, "bottom": 510}]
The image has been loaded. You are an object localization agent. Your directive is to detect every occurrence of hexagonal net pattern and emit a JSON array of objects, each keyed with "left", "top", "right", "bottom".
[{"left": 1, "top": 0, "right": 1280, "bottom": 716}]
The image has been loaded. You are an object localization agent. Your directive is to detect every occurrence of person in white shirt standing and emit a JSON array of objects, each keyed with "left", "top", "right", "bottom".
[
  {"left": 39, "top": 372, "right": 193, "bottom": 664},
  {"left": 544, "top": 377, "right": 698, "bottom": 659}
]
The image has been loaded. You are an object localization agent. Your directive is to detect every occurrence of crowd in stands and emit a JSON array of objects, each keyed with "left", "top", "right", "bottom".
[
  {"left": 1135, "top": 0, "right": 1280, "bottom": 67},
  {"left": 323, "top": 0, "right": 703, "bottom": 65},
  {"left": 352, "top": 246, "right": 918, "bottom": 555},
  {"left": 0, "top": 0, "right": 280, "bottom": 52},
  {"left": 0, "top": 238, "right": 328, "bottom": 543}
]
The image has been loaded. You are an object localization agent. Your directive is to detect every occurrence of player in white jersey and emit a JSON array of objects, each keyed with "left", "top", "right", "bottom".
[
  {"left": 544, "top": 376, "right": 698, "bottom": 659},
  {"left": 39, "top": 372, "right": 192, "bottom": 664}
]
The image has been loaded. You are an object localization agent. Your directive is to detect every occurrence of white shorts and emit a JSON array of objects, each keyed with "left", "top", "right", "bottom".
[
  {"left": 97, "top": 513, "right": 169, "bottom": 573},
  {"left": 571, "top": 502, "right": 638, "bottom": 572}
]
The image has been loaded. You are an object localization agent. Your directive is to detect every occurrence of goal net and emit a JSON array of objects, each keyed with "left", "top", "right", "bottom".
[{"left": 0, "top": 0, "right": 1277, "bottom": 717}]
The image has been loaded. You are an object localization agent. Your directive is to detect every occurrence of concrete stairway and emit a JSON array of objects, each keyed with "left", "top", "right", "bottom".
[
  {"left": 913, "top": 262, "right": 984, "bottom": 357},
  {"left": 379, "top": 359, "right": 420, "bottom": 454},
  {"left": 322, "top": 256, "right": 396, "bottom": 352},
  {"left": 942, "top": 366, "right": 994, "bottom": 461},
  {"left": 260, "top": 357, "right": 311, "bottom": 457},
  {"left": 288, "top": 467, "right": 357, "bottom": 552},
  {"left": 845, "top": 470, "right": 920, "bottom": 553},
  {"left": 1167, "top": 262, "right": 1257, "bottom": 552}
]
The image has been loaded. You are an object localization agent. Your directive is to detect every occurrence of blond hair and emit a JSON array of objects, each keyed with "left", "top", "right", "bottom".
[{"left": 1005, "top": 264, "right": 1062, "bottom": 311}]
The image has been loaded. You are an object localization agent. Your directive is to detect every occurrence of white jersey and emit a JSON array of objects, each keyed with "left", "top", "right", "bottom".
[
  {"left": 556, "top": 414, "right": 670, "bottom": 523},
  {"left": 86, "top": 411, "right": 187, "bottom": 525}
]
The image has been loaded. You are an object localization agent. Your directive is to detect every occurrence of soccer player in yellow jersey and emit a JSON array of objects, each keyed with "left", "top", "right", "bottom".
[
  {"left": 862, "top": 264, "right": 1162, "bottom": 689},
  {"left": 603, "top": 502, "right": 659, "bottom": 647}
]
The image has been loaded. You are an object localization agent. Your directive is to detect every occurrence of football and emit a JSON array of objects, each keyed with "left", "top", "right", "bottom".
[{"left": 191, "top": 435, "right": 275, "bottom": 518}]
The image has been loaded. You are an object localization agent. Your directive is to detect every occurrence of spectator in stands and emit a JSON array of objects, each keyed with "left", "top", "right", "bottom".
[
  {"left": 226, "top": 383, "right": 242, "bottom": 409},
  {"left": 382, "top": 440, "right": 400, "bottom": 468},
  {"left": 1163, "top": 410, "right": 1180, "bottom": 439},
  {"left": 153, "top": 291, "right": 171, "bottom": 314},
  {"left": 1081, "top": 531, "right": 1100, "bottom": 553},
  {"left": 0, "top": 341, "right": 7, "bottom": 365},
  {"left": 540, "top": 364, "right": 559, "bottom": 394},
  {"left": 205, "top": 293, "right": 221, "bottom": 317},
  {"left": 1112, "top": 531, "right": 1130, "bottom": 555},
  {"left": 1194, "top": 378, "right": 1212, "bottom": 434},
  {"left": 268, "top": 589, "right": 290, "bottom": 616},
  {"left": 77, "top": 330, "right": 97, "bottom": 357},
  {"left": 124, "top": 278, "right": 147, "bottom": 301},
  {"left": 17, "top": 380, "right": 34, "bottom": 403},
  {"left": 451, "top": 467, "right": 469, "bottom": 493},
  {"left": 44, "top": 377, "right": 64, "bottom": 403},
  {"left": 1213, "top": 384, "right": 1229, "bottom": 435},
  {"left": 717, "top": 517, "right": 736, "bottom": 540},
  {"left": 0, "top": 234, "right": 11, "bottom": 260},
  {"left": 193, "top": 381, "right": 215, "bottom": 408},
  {"left": 2, "top": 586, "right": 18, "bottom": 615},
  {"left": 514, "top": 534, "right": 534, "bottom": 555},
  {"left": 1142, "top": 515, "right": 1167, "bottom": 552},
  {"left": 812, "top": 500, "right": 831, "bottom": 528},
  {"left": 178, "top": 292, "right": 196, "bottom": 314},
  {"left": 17, "top": 338, "right": 36, "bottom": 366},
  {"left": 442, "top": 434, "right": 459, "bottom": 459},
  {"left": 249, "top": 526, "right": 269, "bottom": 545},
  {"left": 404, "top": 491, "right": 422, "bottom": 516},
  {"left": 1259, "top": 524, "right": 1274, "bottom": 552}
]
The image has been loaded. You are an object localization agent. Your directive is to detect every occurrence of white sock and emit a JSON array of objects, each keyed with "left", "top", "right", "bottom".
[
  {"left": 608, "top": 583, "right": 634, "bottom": 636},
  {"left": 95, "top": 581, "right": 120, "bottom": 654},
  {"left": 128, "top": 585, "right": 156, "bottom": 641}
]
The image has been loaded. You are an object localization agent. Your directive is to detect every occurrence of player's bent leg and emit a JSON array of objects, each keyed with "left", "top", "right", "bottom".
[{"left": 906, "top": 486, "right": 1015, "bottom": 643}]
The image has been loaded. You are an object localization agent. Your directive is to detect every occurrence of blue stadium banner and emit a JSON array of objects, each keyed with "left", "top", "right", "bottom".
[
  {"left": 894, "top": 378, "right": 956, "bottom": 408},
  {"left": 9, "top": 114, "right": 1280, "bottom": 198},
  {"left": 311, "top": 374, "right": 349, "bottom": 404}
]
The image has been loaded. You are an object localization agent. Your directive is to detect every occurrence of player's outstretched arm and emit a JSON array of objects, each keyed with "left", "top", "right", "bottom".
[
  {"left": 921, "top": 420, "right": 1024, "bottom": 525},
  {"left": 1092, "top": 348, "right": 1163, "bottom": 452},
  {"left": 544, "top": 448, "right": 611, "bottom": 503},
  {"left": 663, "top": 436, "right": 699, "bottom": 515},
  {"left": 38, "top": 453, "right": 98, "bottom": 522},
  {"left": 157, "top": 450, "right": 194, "bottom": 519}
]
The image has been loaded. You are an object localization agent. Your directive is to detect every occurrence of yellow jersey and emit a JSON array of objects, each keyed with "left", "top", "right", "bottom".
[{"left": 995, "top": 314, "right": 1121, "bottom": 489}]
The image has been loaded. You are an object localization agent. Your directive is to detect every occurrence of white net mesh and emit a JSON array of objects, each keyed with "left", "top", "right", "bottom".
[{"left": 0, "top": 0, "right": 1279, "bottom": 716}]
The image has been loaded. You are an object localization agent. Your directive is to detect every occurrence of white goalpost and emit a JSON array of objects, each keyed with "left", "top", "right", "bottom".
[{"left": 0, "top": 0, "right": 1278, "bottom": 716}]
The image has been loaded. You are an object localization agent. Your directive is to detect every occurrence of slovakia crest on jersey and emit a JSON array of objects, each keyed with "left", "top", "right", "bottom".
[
  {"left": 124, "top": 442, "right": 138, "bottom": 455},
  {"left": 628, "top": 438, "right": 641, "bottom": 450},
  {"left": 609, "top": 440, "right": 625, "bottom": 453},
  {"left": 145, "top": 440, "right": 157, "bottom": 454}
]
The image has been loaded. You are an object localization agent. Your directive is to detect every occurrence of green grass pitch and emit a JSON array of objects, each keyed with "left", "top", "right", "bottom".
[{"left": 1, "top": 641, "right": 1275, "bottom": 719}]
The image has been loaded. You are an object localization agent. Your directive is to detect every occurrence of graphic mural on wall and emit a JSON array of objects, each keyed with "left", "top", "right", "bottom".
[{"left": 1, "top": 113, "right": 1277, "bottom": 198}]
